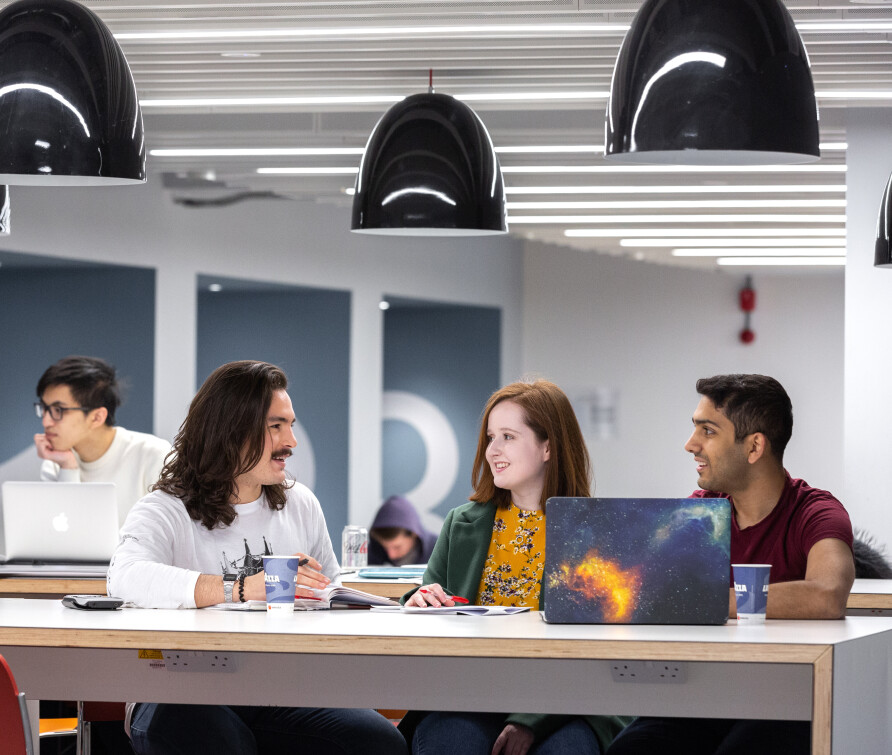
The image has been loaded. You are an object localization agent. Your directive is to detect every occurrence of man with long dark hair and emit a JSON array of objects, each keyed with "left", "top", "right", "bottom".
[{"left": 108, "top": 360, "right": 406, "bottom": 754}]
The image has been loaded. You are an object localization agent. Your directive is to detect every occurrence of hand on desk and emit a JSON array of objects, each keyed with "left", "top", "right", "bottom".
[
  {"left": 405, "top": 583, "right": 456, "bottom": 608},
  {"left": 236, "top": 554, "right": 331, "bottom": 602},
  {"left": 293, "top": 553, "right": 330, "bottom": 599},
  {"left": 492, "top": 723, "right": 534, "bottom": 755},
  {"left": 34, "top": 433, "right": 78, "bottom": 469}
]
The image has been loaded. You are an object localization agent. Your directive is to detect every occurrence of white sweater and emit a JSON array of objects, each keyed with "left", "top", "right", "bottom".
[
  {"left": 40, "top": 426, "right": 171, "bottom": 525},
  {"left": 107, "top": 484, "right": 340, "bottom": 609}
]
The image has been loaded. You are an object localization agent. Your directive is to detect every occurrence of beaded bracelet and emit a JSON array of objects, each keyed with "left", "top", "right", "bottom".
[{"left": 237, "top": 573, "right": 246, "bottom": 603}]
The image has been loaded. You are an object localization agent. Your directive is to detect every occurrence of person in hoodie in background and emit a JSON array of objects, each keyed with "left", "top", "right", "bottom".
[{"left": 368, "top": 495, "right": 438, "bottom": 566}]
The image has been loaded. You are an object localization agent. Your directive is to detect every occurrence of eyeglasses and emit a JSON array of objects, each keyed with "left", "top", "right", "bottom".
[{"left": 34, "top": 402, "right": 92, "bottom": 421}]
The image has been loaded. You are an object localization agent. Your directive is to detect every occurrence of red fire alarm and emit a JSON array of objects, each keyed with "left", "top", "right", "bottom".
[{"left": 739, "top": 276, "right": 756, "bottom": 344}]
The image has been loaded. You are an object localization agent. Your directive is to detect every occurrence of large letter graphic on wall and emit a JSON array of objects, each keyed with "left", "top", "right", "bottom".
[
  {"left": 284, "top": 418, "right": 316, "bottom": 491},
  {"left": 383, "top": 391, "right": 459, "bottom": 532}
]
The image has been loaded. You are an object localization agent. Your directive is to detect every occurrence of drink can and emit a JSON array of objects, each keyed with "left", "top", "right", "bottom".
[{"left": 342, "top": 525, "right": 368, "bottom": 569}]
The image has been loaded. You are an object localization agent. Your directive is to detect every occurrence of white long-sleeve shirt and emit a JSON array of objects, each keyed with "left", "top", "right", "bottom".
[
  {"left": 107, "top": 483, "right": 340, "bottom": 608},
  {"left": 41, "top": 426, "right": 171, "bottom": 525}
]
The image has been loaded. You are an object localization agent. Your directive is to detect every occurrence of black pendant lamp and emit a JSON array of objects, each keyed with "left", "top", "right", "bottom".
[
  {"left": 351, "top": 73, "right": 507, "bottom": 236},
  {"left": 875, "top": 173, "right": 892, "bottom": 267},
  {"left": 0, "top": 187, "right": 10, "bottom": 234},
  {"left": 0, "top": 0, "right": 145, "bottom": 185},
  {"left": 605, "top": 0, "right": 820, "bottom": 165}
]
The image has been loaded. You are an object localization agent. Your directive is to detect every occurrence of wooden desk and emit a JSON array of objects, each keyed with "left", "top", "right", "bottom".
[
  {"left": 0, "top": 576, "right": 416, "bottom": 601},
  {"left": 342, "top": 577, "right": 417, "bottom": 600},
  {"left": 846, "top": 578, "right": 892, "bottom": 615},
  {"left": 0, "top": 599, "right": 890, "bottom": 754},
  {"left": 7, "top": 576, "right": 892, "bottom": 611}
]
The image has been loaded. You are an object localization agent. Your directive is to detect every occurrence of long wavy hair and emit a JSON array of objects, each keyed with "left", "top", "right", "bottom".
[
  {"left": 154, "top": 360, "right": 290, "bottom": 529},
  {"left": 470, "top": 379, "right": 592, "bottom": 509}
]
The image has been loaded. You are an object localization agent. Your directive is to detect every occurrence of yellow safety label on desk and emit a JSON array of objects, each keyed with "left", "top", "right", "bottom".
[{"left": 138, "top": 649, "right": 164, "bottom": 660}]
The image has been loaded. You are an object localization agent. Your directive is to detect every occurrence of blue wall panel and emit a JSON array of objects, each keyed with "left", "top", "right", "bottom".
[
  {"left": 0, "top": 265, "right": 156, "bottom": 467},
  {"left": 382, "top": 303, "right": 501, "bottom": 527},
  {"left": 197, "top": 286, "right": 351, "bottom": 546}
]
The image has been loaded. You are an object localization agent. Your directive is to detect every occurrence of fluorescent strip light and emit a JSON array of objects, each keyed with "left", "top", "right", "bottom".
[
  {"left": 816, "top": 91, "right": 892, "bottom": 100},
  {"left": 502, "top": 165, "right": 846, "bottom": 174},
  {"left": 819, "top": 142, "right": 847, "bottom": 151},
  {"left": 566, "top": 228, "right": 846, "bottom": 238},
  {"left": 151, "top": 147, "right": 365, "bottom": 157},
  {"left": 495, "top": 145, "right": 604, "bottom": 154},
  {"left": 257, "top": 167, "right": 358, "bottom": 175},
  {"left": 457, "top": 91, "right": 607, "bottom": 102},
  {"left": 507, "top": 199, "right": 845, "bottom": 210},
  {"left": 112, "top": 20, "right": 892, "bottom": 43},
  {"left": 622, "top": 237, "right": 846, "bottom": 247},
  {"left": 798, "top": 22, "right": 892, "bottom": 32},
  {"left": 115, "top": 23, "right": 631, "bottom": 42},
  {"left": 513, "top": 214, "right": 846, "bottom": 224},
  {"left": 717, "top": 256, "right": 846, "bottom": 266},
  {"left": 138, "top": 92, "right": 892, "bottom": 108},
  {"left": 140, "top": 95, "right": 402, "bottom": 108},
  {"left": 673, "top": 248, "right": 845, "bottom": 257},
  {"left": 507, "top": 184, "right": 845, "bottom": 195}
]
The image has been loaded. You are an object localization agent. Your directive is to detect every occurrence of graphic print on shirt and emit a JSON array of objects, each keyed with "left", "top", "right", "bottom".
[
  {"left": 221, "top": 536, "right": 274, "bottom": 578},
  {"left": 478, "top": 506, "right": 545, "bottom": 607}
]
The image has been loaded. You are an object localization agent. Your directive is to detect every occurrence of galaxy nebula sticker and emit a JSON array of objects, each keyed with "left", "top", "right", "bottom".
[{"left": 543, "top": 498, "right": 731, "bottom": 625}]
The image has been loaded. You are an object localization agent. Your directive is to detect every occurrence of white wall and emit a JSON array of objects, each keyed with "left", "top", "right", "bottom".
[
  {"left": 522, "top": 241, "right": 845, "bottom": 501},
  {"left": 3, "top": 183, "right": 524, "bottom": 526},
  {"left": 4, "top": 181, "right": 851, "bottom": 531},
  {"left": 845, "top": 108, "right": 892, "bottom": 545}
]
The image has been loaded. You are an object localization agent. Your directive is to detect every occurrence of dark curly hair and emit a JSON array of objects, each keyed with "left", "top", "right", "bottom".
[{"left": 154, "top": 360, "right": 290, "bottom": 529}]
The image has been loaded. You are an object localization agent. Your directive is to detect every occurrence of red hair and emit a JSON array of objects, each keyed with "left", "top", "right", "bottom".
[{"left": 470, "top": 380, "right": 591, "bottom": 508}]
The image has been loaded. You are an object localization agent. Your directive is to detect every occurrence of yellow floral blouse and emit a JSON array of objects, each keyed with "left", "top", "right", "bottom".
[{"left": 476, "top": 503, "right": 545, "bottom": 608}]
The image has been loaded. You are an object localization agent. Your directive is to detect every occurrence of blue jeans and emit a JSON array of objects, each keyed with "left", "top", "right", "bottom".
[
  {"left": 130, "top": 703, "right": 407, "bottom": 755},
  {"left": 412, "top": 712, "right": 601, "bottom": 754},
  {"left": 605, "top": 716, "right": 810, "bottom": 755}
]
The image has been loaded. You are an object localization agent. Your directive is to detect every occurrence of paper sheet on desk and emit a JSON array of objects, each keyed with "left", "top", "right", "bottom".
[
  {"left": 370, "top": 605, "right": 530, "bottom": 616},
  {"left": 205, "top": 600, "right": 329, "bottom": 611}
]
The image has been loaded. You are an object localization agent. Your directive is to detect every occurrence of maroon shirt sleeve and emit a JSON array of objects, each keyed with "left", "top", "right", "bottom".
[{"left": 787, "top": 484, "right": 853, "bottom": 557}]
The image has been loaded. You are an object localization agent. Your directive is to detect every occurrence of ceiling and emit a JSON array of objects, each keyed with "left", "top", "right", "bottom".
[{"left": 75, "top": 0, "right": 892, "bottom": 269}]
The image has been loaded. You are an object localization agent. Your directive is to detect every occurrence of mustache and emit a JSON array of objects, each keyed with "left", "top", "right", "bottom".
[{"left": 272, "top": 448, "right": 292, "bottom": 459}]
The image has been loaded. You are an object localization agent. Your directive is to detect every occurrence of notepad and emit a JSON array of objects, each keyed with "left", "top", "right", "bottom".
[
  {"left": 357, "top": 566, "right": 426, "bottom": 579},
  {"left": 370, "top": 605, "right": 530, "bottom": 616},
  {"left": 308, "top": 584, "right": 399, "bottom": 607}
]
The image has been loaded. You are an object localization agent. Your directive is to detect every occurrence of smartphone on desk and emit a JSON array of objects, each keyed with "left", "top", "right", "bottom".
[{"left": 61, "top": 594, "right": 124, "bottom": 610}]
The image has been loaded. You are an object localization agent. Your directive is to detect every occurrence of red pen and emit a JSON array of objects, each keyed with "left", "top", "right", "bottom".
[{"left": 420, "top": 588, "right": 469, "bottom": 604}]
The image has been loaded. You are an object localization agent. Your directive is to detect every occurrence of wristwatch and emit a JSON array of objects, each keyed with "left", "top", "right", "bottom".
[{"left": 223, "top": 574, "right": 237, "bottom": 603}]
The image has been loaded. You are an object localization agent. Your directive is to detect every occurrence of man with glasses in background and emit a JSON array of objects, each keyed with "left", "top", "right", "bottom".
[{"left": 34, "top": 355, "right": 171, "bottom": 524}]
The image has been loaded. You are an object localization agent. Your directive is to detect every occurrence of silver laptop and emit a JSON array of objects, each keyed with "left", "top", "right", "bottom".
[{"left": 1, "top": 481, "right": 119, "bottom": 563}]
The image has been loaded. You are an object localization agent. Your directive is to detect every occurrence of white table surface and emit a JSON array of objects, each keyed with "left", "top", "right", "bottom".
[{"left": 0, "top": 599, "right": 890, "bottom": 754}]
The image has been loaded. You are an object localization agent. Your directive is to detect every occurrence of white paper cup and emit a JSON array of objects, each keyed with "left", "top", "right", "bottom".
[
  {"left": 263, "top": 555, "right": 299, "bottom": 614},
  {"left": 733, "top": 563, "right": 771, "bottom": 623}
]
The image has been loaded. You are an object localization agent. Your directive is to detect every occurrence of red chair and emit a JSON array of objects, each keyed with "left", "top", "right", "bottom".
[{"left": 0, "top": 653, "right": 35, "bottom": 755}]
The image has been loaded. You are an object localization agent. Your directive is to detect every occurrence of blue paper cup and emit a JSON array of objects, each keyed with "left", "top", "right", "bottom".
[
  {"left": 263, "top": 555, "right": 299, "bottom": 614},
  {"left": 732, "top": 563, "right": 771, "bottom": 623}
]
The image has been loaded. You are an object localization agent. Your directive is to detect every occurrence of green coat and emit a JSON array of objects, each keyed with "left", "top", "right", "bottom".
[{"left": 399, "top": 501, "right": 630, "bottom": 750}]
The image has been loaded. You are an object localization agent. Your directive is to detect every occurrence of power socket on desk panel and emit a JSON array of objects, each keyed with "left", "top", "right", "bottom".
[
  {"left": 611, "top": 661, "right": 687, "bottom": 684},
  {"left": 162, "top": 650, "right": 238, "bottom": 672}
]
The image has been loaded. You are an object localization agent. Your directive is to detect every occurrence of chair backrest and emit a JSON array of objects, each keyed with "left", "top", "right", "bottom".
[{"left": 0, "top": 654, "right": 34, "bottom": 754}]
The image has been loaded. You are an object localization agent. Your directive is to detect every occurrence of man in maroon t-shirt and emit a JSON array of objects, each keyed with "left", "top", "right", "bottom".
[
  {"left": 607, "top": 375, "right": 855, "bottom": 755},
  {"left": 685, "top": 374, "right": 854, "bottom": 620}
]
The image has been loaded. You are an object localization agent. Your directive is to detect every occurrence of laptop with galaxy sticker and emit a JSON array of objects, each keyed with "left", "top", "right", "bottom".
[{"left": 542, "top": 497, "right": 731, "bottom": 625}]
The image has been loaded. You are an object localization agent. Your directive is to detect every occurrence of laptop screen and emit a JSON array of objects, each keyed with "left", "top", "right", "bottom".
[
  {"left": 1, "top": 481, "right": 118, "bottom": 564},
  {"left": 543, "top": 497, "right": 731, "bottom": 625}
]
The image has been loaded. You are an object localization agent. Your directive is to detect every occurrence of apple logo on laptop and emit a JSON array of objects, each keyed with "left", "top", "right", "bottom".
[{"left": 52, "top": 512, "right": 69, "bottom": 533}]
